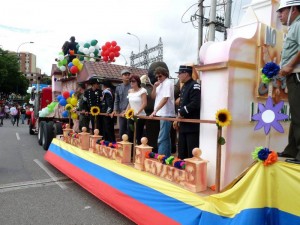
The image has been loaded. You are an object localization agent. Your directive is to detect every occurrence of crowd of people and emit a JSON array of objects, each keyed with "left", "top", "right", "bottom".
[
  {"left": 73, "top": 64, "right": 201, "bottom": 160},
  {"left": 0, "top": 102, "right": 29, "bottom": 127}
]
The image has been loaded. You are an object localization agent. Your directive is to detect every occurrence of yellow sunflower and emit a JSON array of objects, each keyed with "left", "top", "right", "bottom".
[
  {"left": 90, "top": 106, "right": 100, "bottom": 116},
  {"left": 216, "top": 109, "right": 232, "bottom": 127},
  {"left": 125, "top": 108, "right": 134, "bottom": 120},
  {"left": 65, "top": 104, "right": 74, "bottom": 111}
]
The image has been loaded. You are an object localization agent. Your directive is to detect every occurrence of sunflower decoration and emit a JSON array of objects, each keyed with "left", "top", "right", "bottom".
[
  {"left": 65, "top": 103, "right": 74, "bottom": 111},
  {"left": 90, "top": 106, "right": 100, "bottom": 116},
  {"left": 215, "top": 109, "right": 232, "bottom": 145},
  {"left": 216, "top": 109, "right": 232, "bottom": 128},
  {"left": 125, "top": 108, "right": 134, "bottom": 120}
]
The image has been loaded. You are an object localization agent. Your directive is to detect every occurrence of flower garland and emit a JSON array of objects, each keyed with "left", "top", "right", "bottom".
[
  {"left": 261, "top": 62, "right": 280, "bottom": 84},
  {"left": 90, "top": 106, "right": 100, "bottom": 116},
  {"left": 67, "top": 131, "right": 79, "bottom": 138},
  {"left": 96, "top": 139, "right": 118, "bottom": 148},
  {"left": 215, "top": 109, "right": 232, "bottom": 145},
  {"left": 252, "top": 146, "right": 278, "bottom": 166},
  {"left": 145, "top": 151, "right": 186, "bottom": 169}
]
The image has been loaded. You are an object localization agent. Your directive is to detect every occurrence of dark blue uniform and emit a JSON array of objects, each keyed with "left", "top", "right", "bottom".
[
  {"left": 82, "top": 88, "right": 102, "bottom": 134},
  {"left": 101, "top": 88, "right": 115, "bottom": 142},
  {"left": 178, "top": 79, "right": 201, "bottom": 159}
]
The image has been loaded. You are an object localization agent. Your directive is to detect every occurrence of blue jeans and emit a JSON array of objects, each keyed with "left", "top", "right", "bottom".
[{"left": 157, "top": 120, "right": 172, "bottom": 157}]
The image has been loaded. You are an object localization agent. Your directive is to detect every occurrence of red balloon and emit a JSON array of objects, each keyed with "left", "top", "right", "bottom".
[
  {"left": 109, "top": 52, "right": 115, "bottom": 59},
  {"left": 105, "top": 42, "right": 111, "bottom": 48},
  {"left": 114, "top": 52, "right": 120, "bottom": 57},
  {"left": 70, "top": 66, "right": 79, "bottom": 74},
  {"left": 62, "top": 91, "right": 70, "bottom": 99},
  {"left": 103, "top": 50, "right": 109, "bottom": 56},
  {"left": 102, "top": 45, "right": 107, "bottom": 51},
  {"left": 111, "top": 41, "right": 117, "bottom": 47},
  {"left": 109, "top": 47, "right": 115, "bottom": 52},
  {"left": 114, "top": 46, "right": 121, "bottom": 51},
  {"left": 103, "top": 56, "right": 108, "bottom": 62}
]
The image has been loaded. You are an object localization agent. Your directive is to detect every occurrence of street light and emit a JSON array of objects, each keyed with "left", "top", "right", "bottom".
[
  {"left": 127, "top": 32, "right": 140, "bottom": 54},
  {"left": 120, "top": 53, "right": 128, "bottom": 66},
  {"left": 17, "top": 41, "right": 34, "bottom": 54}
]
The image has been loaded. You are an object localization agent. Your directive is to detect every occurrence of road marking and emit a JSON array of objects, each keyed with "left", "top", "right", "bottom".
[
  {"left": 0, "top": 177, "right": 71, "bottom": 193},
  {"left": 16, "top": 132, "right": 20, "bottom": 140},
  {"left": 34, "top": 159, "right": 68, "bottom": 190}
]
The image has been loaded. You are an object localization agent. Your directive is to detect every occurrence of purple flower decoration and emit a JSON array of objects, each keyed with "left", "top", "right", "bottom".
[
  {"left": 258, "top": 148, "right": 270, "bottom": 160},
  {"left": 252, "top": 97, "right": 288, "bottom": 134},
  {"left": 262, "top": 62, "right": 280, "bottom": 79}
]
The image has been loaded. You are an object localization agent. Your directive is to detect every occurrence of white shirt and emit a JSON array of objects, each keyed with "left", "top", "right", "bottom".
[
  {"left": 154, "top": 78, "right": 175, "bottom": 117},
  {"left": 127, "top": 88, "right": 147, "bottom": 116}
]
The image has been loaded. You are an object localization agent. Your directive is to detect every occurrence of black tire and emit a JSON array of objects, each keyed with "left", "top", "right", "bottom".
[
  {"left": 42, "top": 122, "right": 54, "bottom": 151},
  {"left": 53, "top": 122, "right": 63, "bottom": 137},
  {"left": 29, "top": 120, "right": 35, "bottom": 135},
  {"left": 38, "top": 121, "right": 46, "bottom": 145}
]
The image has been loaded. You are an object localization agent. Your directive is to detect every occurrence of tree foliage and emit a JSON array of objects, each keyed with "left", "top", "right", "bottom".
[{"left": 0, "top": 48, "right": 29, "bottom": 96}]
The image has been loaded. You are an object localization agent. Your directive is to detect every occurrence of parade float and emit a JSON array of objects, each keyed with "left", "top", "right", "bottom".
[{"left": 44, "top": 0, "right": 300, "bottom": 224}]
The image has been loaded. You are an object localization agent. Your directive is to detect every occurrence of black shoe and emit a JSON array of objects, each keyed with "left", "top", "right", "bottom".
[
  {"left": 285, "top": 158, "right": 300, "bottom": 164},
  {"left": 277, "top": 152, "right": 293, "bottom": 158}
]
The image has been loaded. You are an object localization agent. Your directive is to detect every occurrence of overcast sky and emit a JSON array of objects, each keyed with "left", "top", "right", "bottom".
[{"left": 0, "top": 0, "right": 250, "bottom": 77}]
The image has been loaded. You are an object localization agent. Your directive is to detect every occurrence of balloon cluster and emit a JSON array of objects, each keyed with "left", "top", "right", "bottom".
[
  {"left": 57, "top": 90, "right": 78, "bottom": 119},
  {"left": 67, "top": 58, "right": 84, "bottom": 75},
  {"left": 100, "top": 41, "right": 121, "bottom": 63},
  {"left": 39, "top": 102, "right": 58, "bottom": 117},
  {"left": 56, "top": 52, "right": 68, "bottom": 72},
  {"left": 77, "top": 39, "right": 101, "bottom": 62},
  {"left": 27, "top": 86, "right": 36, "bottom": 105}
]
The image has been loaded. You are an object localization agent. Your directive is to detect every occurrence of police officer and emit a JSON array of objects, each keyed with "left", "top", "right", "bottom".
[
  {"left": 82, "top": 76, "right": 103, "bottom": 134},
  {"left": 173, "top": 65, "right": 201, "bottom": 159},
  {"left": 101, "top": 80, "right": 115, "bottom": 142}
]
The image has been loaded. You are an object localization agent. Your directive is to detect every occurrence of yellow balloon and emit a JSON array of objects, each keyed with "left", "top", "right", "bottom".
[
  {"left": 72, "top": 58, "right": 80, "bottom": 66},
  {"left": 70, "top": 97, "right": 78, "bottom": 106},
  {"left": 71, "top": 112, "right": 78, "bottom": 119},
  {"left": 78, "top": 63, "right": 83, "bottom": 71},
  {"left": 66, "top": 97, "right": 71, "bottom": 104}
]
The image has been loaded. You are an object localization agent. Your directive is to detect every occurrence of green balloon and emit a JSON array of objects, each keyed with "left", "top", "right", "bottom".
[
  {"left": 83, "top": 43, "right": 90, "bottom": 48},
  {"left": 90, "top": 40, "right": 98, "bottom": 46},
  {"left": 62, "top": 59, "right": 68, "bottom": 65},
  {"left": 94, "top": 49, "right": 99, "bottom": 55}
]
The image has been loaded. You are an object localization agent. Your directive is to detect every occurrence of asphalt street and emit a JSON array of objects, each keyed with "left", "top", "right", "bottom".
[{"left": 0, "top": 117, "right": 135, "bottom": 225}]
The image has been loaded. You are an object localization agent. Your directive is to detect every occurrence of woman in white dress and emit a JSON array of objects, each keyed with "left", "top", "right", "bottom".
[{"left": 126, "top": 75, "right": 147, "bottom": 145}]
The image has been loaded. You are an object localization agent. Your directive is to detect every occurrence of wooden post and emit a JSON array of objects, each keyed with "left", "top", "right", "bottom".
[{"left": 215, "top": 127, "right": 222, "bottom": 192}]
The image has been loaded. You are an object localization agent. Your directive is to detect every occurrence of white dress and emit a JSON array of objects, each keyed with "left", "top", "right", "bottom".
[{"left": 127, "top": 88, "right": 147, "bottom": 116}]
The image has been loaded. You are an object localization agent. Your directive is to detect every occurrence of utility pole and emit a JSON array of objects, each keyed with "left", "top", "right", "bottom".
[
  {"left": 224, "top": 0, "right": 232, "bottom": 40},
  {"left": 197, "top": 0, "right": 204, "bottom": 64},
  {"left": 208, "top": 0, "right": 217, "bottom": 41}
]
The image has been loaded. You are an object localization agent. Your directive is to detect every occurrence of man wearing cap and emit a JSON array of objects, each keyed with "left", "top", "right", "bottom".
[
  {"left": 150, "top": 66, "right": 175, "bottom": 158},
  {"left": 111, "top": 69, "right": 132, "bottom": 141},
  {"left": 276, "top": 1, "right": 300, "bottom": 164},
  {"left": 173, "top": 65, "right": 200, "bottom": 159},
  {"left": 82, "top": 76, "right": 102, "bottom": 134}
]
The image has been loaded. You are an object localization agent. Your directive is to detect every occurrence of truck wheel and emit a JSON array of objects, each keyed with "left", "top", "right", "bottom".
[
  {"left": 53, "top": 123, "right": 63, "bottom": 137},
  {"left": 42, "top": 122, "right": 54, "bottom": 151},
  {"left": 38, "top": 121, "right": 46, "bottom": 145},
  {"left": 29, "top": 120, "right": 35, "bottom": 135}
]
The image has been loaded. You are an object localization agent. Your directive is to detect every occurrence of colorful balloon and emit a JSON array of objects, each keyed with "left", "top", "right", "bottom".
[{"left": 62, "top": 91, "right": 70, "bottom": 99}]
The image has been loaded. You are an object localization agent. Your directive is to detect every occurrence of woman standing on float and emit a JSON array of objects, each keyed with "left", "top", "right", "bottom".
[{"left": 126, "top": 75, "right": 147, "bottom": 145}]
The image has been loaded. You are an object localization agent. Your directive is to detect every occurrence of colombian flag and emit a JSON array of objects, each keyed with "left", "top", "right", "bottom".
[{"left": 45, "top": 138, "right": 300, "bottom": 225}]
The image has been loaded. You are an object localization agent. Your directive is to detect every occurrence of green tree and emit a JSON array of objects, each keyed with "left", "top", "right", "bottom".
[{"left": 0, "top": 48, "right": 29, "bottom": 96}]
